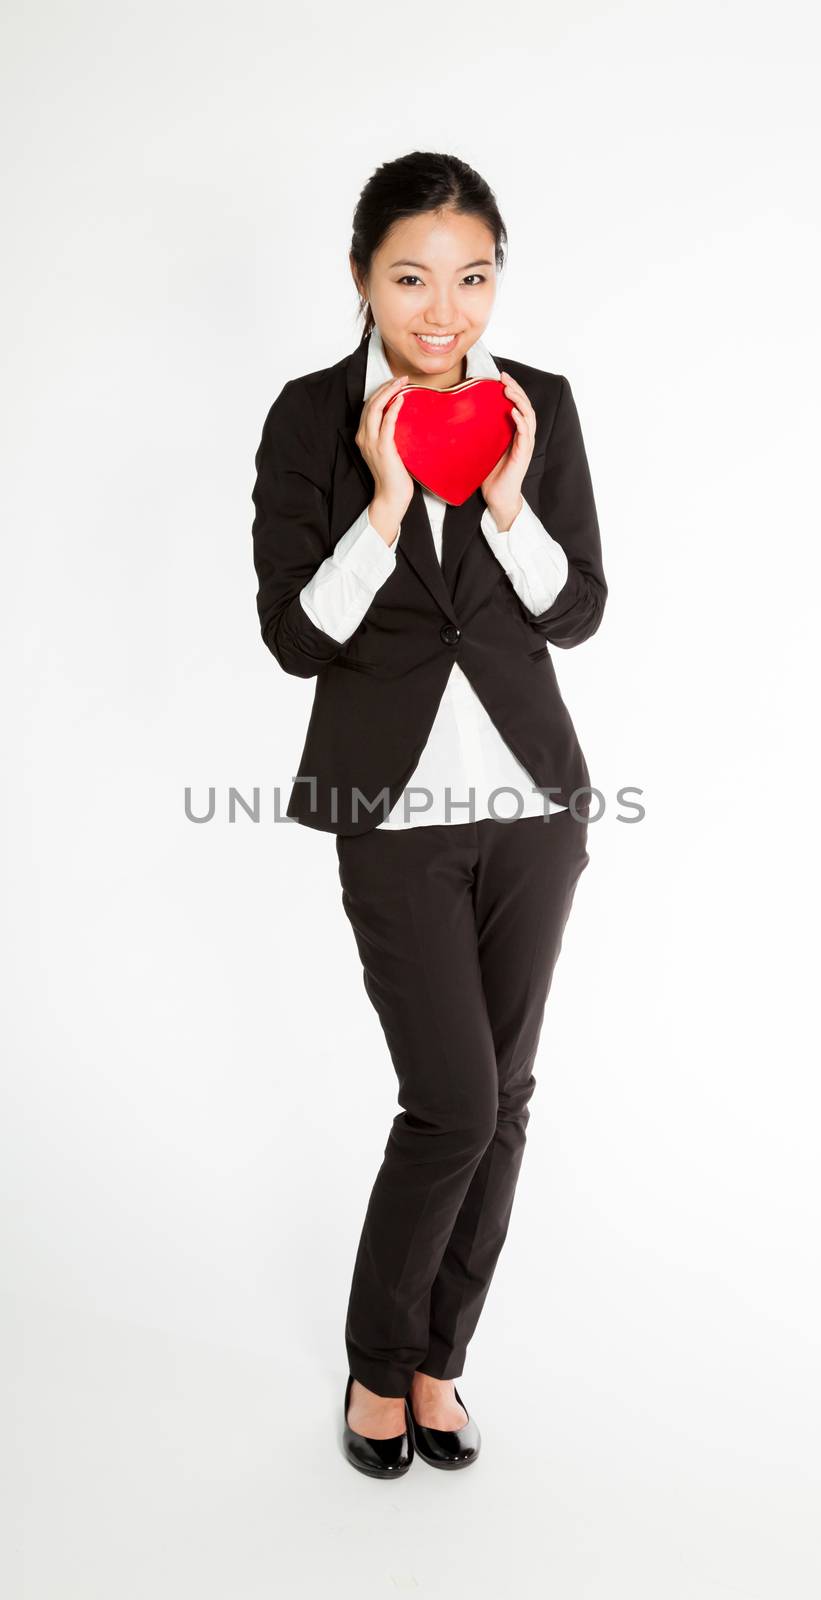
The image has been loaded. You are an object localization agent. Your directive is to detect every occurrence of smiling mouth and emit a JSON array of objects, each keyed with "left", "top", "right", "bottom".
[{"left": 414, "top": 332, "right": 459, "bottom": 350}]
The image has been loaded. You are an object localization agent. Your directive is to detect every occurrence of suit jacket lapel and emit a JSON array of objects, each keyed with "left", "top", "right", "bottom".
[{"left": 337, "top": 332, "right": 460, "bottom": 626}]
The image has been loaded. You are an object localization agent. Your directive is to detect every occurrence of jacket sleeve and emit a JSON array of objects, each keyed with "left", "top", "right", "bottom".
[
  {"left": 251, "top": 380, "right": 353, "bottom": 677},
  {"left": 526, "top": 375, "right": 607, "bottom": 647}
]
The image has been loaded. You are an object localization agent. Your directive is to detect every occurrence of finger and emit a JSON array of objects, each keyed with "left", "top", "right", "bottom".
[
  {"left": 510, "top": 405, "right": 535, "bottom": 448},
  {"left": 500, "top": 370, "right": 535, "bottom": 419},
  {"left": 365, "top": 376, "right": 409, "bottom": 438},
  {"left": 382, "top": 392, "right": 404, "bottom": 435},
  {"left": 499, "top": 370, "right": 529, "bottom": 401},
  {"left": 371, "top": 375, "right": 410, "bottom": 411},
  {"left": 505, "top": 390, "right": 536, "bottom": 431},
  {"left": 374, "top": 395, "right": 405, "bottom": 461}
]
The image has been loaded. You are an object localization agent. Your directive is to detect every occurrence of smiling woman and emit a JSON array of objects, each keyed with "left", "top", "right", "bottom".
[
  {"left": 349, "top": 164, "right": 502, "bottom": 393},
  {"left": 250, "top": 148, "right": 607, "bottom": 1478}
]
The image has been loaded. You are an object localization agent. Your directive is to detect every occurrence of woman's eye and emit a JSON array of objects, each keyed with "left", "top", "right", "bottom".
[{"left": 396, "top": 274, "right": 487, "bottom": 287}]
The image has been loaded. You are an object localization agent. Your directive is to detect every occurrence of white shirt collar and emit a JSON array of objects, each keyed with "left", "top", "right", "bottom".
[{"left": 363, "top": 322, "right": 500, "bottom": 402}]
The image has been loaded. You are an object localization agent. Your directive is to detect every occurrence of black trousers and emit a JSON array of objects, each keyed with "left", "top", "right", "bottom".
[{"left": 335, "top": 808, "right": 590, "bottom": 1397}]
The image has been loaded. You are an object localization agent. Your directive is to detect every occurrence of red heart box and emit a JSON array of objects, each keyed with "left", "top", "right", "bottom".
[{"left": 384, "top": 377, "right": 516, "bottom": 505}]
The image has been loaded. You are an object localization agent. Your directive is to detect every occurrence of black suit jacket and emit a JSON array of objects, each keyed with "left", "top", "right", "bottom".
[{"left": 251, "top": 330, "right": 607, "bottom": 834}]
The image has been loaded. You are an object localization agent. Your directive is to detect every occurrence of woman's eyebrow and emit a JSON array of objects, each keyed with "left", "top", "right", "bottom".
[{"left": 386, "top": 258, "right": 495, "bottom": 271}]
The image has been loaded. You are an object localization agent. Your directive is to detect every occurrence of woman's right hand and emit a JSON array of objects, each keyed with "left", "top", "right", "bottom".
[{"left": 355, "top": 375, "right": 415, "bottom": 543}]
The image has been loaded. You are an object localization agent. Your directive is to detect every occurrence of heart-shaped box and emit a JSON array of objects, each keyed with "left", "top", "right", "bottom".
[{"left": 384, "top": 377, "right": 516, "bottom": 505}]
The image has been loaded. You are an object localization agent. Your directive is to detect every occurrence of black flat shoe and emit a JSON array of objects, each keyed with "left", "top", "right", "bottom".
[
  {"left": 342, "top": 1374, "right": 415, "bottom": 1478},
  {"left": 407, "top": 1385, "right": 481, "bottom": 1469}
]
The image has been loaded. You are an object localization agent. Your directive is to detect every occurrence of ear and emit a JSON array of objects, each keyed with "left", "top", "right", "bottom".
[{"left": 349, "top": 253, "right": 365, "bottom": 299}]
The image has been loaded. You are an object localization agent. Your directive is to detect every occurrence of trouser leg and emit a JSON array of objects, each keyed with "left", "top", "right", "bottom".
[
  {"left": 335, "top": 821, "right": 497, "bottom": 1398},
  {"left": 420, "top": 808, "right": 590, "bottom": 1380}
]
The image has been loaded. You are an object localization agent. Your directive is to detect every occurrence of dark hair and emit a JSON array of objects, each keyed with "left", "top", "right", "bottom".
[{"left": 349, "top": 151, "right": 507, "bottom": 338}]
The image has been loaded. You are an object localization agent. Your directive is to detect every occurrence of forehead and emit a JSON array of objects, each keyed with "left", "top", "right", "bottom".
[{"left": 375, "top": 209, "right": 496, "bottom": 266}]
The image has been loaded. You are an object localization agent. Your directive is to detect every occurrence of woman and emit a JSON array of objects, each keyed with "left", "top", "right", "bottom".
[{"left": 251, "top": 151, "right": 607, "bottom": 1478}]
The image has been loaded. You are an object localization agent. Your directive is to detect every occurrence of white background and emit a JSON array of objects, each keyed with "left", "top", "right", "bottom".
[{"left": 3, "top": 2, "right": 820, "bottom": 1596}]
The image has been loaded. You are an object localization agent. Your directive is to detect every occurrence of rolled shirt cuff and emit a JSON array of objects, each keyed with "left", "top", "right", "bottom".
[
  {"left": 480, "top": 495, "right": 569, "bottom": 614},
  {"left": 299, "top": 507, "right": 401, "bottom": 642}
]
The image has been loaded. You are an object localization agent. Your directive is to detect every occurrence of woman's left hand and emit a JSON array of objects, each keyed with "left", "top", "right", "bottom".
[{"left": 480, "top": 371, "right": 537, "bottom": 530}]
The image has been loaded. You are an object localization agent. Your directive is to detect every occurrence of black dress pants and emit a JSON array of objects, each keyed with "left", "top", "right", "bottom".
[{"left": 335, "top": 808, "right": 590, "bottom": 1398}]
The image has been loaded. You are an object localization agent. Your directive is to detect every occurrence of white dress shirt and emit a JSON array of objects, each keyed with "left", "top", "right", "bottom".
[{"left": 299, "top": 325, "right": 570, "bottom": 828}]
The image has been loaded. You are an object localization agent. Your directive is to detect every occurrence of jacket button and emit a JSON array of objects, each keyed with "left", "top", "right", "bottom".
[{"left": 440, "top": 623, "right": 461, "bottom": 645}]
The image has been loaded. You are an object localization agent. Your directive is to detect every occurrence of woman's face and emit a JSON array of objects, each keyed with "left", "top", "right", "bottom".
[{"left": 355, "top": 208, "right": 498, "bottom": 389}]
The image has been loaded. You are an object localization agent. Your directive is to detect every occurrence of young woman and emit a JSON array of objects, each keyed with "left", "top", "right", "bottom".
[{"left": 251, "top": 151, "right": 607, "bottom": 1478}]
